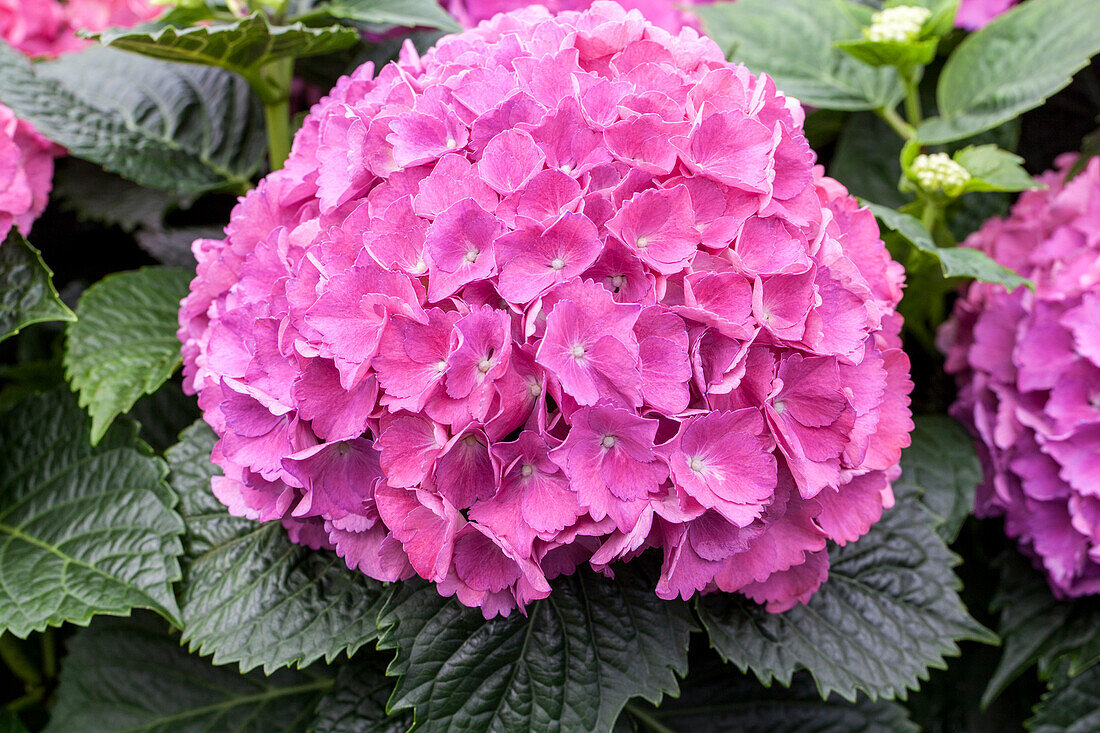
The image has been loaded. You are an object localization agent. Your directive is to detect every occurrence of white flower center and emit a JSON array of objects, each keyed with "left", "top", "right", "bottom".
[
  {"left": 464, "top": 249, "right": 480, "bottom": 264},
  {"left": 550, "top": 257, "right": 566, "bottom": 271},
  {"left": 688, "top": 456, "right": 705, "bottom": 473},
  {"left": 434, "top": 360, "right": 448, "bottom": 372},
  {"left": 527, "top": 380, "right": 543, "bottom": 398},
  {"left": 477, "top": 358, "right": 493, "bottom": 373},
  {"left": 636, "top": 235, "right": 649, "bottom": 249},
  {"left": 570, "top": 344, "right": 587, "bottom": 359},
  {"left": 601, "top": 435, "right": 617, "bottom": 449},
  {"left": 911, "top": 153, "right": 971, "bottom": 196},
  {"left": 773, "top": 400, "right": 787, "bottom": 415},
  {"left": 610, "top": 274, "right": 626, "bottom": 290},
  {"left": 866, "top": 5, "right": 931, "bottom": 43},
  {"left": 445, "top": 136, "right": 458, "bottom": 149},
  {"left": 521, "top": 463, "right": 535, "bottom": 477},
  {"left": 412, "top": 259, "right": 427, "bottom": 274}
]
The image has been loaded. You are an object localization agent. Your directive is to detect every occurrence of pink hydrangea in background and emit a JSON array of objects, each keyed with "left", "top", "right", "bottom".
[
  {"left": 180, "top": 1, "right": 914, "bottom": 617},
  {"left": 955, "top": 0, "right": 1018, "bottom": 30},
  {"left": 445, "top": 0, "right": 712, "bottom": 32},
  {"left": 941, "top": 154, "right": 1100, "bottom": 598},
  {"left": 0, "top": 0, "right": 158, "bottom": 241},
  {"left": 0, "top": 104, "right": 58, "bottom": 240}
]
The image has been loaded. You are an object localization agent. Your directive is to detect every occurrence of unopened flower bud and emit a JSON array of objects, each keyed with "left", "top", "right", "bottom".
[{"left": 867, "top": 5, "right": 932, "bottom": 43}]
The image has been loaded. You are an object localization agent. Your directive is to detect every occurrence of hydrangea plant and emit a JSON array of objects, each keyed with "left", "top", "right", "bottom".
[{"left": 0, "top": 0, "right": 1097, "bottom": 730}]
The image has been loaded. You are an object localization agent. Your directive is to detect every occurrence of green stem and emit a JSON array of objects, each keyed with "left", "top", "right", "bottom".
[
  {"left": 40, "top": 629, "right": 55, "bottom": 681},
  {"left": 877, "top": 105, "right": 916, "bottom": 141},
  {"left": 625, "top": 702, "right": 678, "bottom": 733},
  {"left": 900, "top": 68, "right": 923, "bottom": 126},
  {"left": 264, "top": 97, "right": 292, "bottom": 170},
  {"left": 0, "top": 634, "right": 42, "bottom": 693},
  {"left": 921, "top": 197, "right": 941, "bottom": 235}
]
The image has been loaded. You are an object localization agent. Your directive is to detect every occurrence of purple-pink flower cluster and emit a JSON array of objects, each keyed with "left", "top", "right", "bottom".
[
  {"left": 956, "top": 0, "right": 1018, "bottom": 30},
  {"left": 180, "top": 2, "right": 913, "bottom": 617},
  {"left": 0, "top": 103, "right": 57, "bottom": 241},
  {"left": 941, "top": 154, "right": 1100, "bottom": 598}
]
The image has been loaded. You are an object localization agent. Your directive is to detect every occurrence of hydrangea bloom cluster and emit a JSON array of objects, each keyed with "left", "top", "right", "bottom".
[
  {"left": 446, "top": 0, "right": 711, "bottom": 33},
  {"left": 0, "top": 104, "right": 58, "bottom": 240},
  {"left": 0, "top": 0, "right": 158, "bottom": 241},
  {"left": 941, "top": 154, "right": 1100, "bottom": 598},
  {"left": 956, "top": 0, "right": 1017, "bottom": 30},
  {"left": 180, "top": 1, "right": 914, "bottom": 617}
]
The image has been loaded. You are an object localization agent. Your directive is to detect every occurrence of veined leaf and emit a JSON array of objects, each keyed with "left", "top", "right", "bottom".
[
  {"left": 1028, "top": 663, "right": 1100, "bottom": 733},
  {"left": 378, "top": 563, "right": 693, "bottom": 733},
  {"left": 0, "top": 43, "right": 264, "bottom": 194},
  {"left": 297, "top": 0, "right": 461, "bottom": 33},
  {"left": 312, "top": 657, "right": 410, "bottom": 733},
  {"left": 45, "top": 614, "right": 331, "bottom": 733},
  {"left": 0, "top": 390, "right": 183, "bottom": 637},
  {"left": 64, "top": 267, "right": 192, "bottom": 445},
  {"left": 0, "top": 230, "right": 75, "bottom": 344}
]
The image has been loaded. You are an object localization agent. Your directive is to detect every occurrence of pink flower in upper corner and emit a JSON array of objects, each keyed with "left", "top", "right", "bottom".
[
  {"left": 940, "top": 154, "right": 1100, "bottom": 599},
  {"left": 179, "top": 1, "right": 913, "bottom": 618},
  {"left": 0, "top": 0, "right": 160, "bottom": 242},
  {"left": 0, "top": 104, "right": 58, "bottom": 241},
  {"left": 955, "top": 0, "right": 1018, "bottom": 30}
]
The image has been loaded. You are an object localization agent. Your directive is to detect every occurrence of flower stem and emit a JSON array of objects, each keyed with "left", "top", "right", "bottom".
[
  {"left": 0, "top": 634, "right": 42, "bottom": 697},
  {"left": 877, "top": 105, "right": 916, "bottom": 141},
  {"left": 264, "top": 96, "right": 292, "bottom": 171},
  {"left": 900, "top": 67, "right": 923, "bottom": 127},
  {"left": 624, "top": 702, "right": 677, "bottom": 733},
  {"left": 249, "top": 57, "right": 295, "bottom": 171}
]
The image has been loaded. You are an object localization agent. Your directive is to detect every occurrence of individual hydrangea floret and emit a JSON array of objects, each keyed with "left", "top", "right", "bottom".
[
  {"left": 180, "top": 1, "right": 914, "bottom": 617},
  {"left": 940, "top": 154, "right": 1100, "bottom": 598},
  {"left": 911, "top": 152, "right": 971, "bottom": 197},
  {"left": 956, "top": 0, "right": 1017, "bottom": 30},
  {"left": 0, "top": 104, "right": 58, "bottom": 241},
  {"left": 866, "top": 5, "right": 931, "bottom": 43}
]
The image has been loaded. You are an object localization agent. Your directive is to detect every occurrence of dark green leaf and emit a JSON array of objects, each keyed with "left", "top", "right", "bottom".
[
  {"left": 94, "top": 12, "right": 359, "bottom": 95},
  {"left": 829, "top": 112, "right": 906, "bottom": 208},
  {"left": 865, "top": 202, "right": 1031, "bottom": 290},
  {"left": 63, "top": 267, "right": 192, "bottom": 445},
  {"left": 917, "top": 0, "right": 1100, "bottom": 143},
  {"left": 127, "top": 380, "right": 200, "bottom": 454},
  {"left": 45, "top": 614, "right": 331, "bottom": 733},
  {"left": 984, "top": 553, "right": 1100, "bottom": 707},
  {"left": 695, "top": 0, "right": 902, "bottom": 111},
  {"left": 0, "top": 43, "right": 264, "bottom": 194},
  {"left": 697, "top": 480, "right": 995, "bottom": 702},
  {"left": 378, "top": 562, "right": 693, "bottom": 733},
  {"left": 0, "top": 390, "right": 183, "bottom": 637},
  {"left": 895, "top": 415, "right": 981, "bottom": 543},
  {"left": 621, "top": 668, "right": 918, "bottom": 733},
  {"left": 298, "top": 0, "right": 461, "bottom": 33},
  {"left": 1028, "top": 663, "right": 1100, "bottom": 733},
  {"left": 168, "top": 422, "right": 390, "bottom": 673},
  {"left": 312, "top": 656, "right": 411, "bottom": 733},
  {"left": 50, "top": 159, "right": 187, "bottom": 234},
  {"left": 0, "top": 230, "right": 75, "bottom": 344},
  {"left": 954, "top": 145, "right": 1041, "bottom": 193}
]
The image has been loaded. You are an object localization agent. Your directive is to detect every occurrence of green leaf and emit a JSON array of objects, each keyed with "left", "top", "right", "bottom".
[
  {"left": 313, "top": 657, "right": 411, "bottom": 733},
  {"left": 168, "top": 421, "right": 390, "bottom": 673},
  {"left": 378, "top": 562, "right": 693, "bottom": 733},
  {"left": 50, "top": 158, "right": 187, "bottom": 234},
  {"left": 63, "top": 267, "right": 192, "bottom": 446},
  {"left": 894, "top": 415, "right": 981, "bottom": 543},
  {"left": 917, "top": 0, "right": 1100, "bottom": 143},
  {"left": 94, "top": 12, "right": 359, "bottom": 99},
  {"left": 0, "top": 390, "right": 184, "bottom": 637},
  {"left": 0, "top": 230, "right": 75, "bottom": 344},
  {"left": 620, "top": 668, "right": 918, "bottom": 733},
  {"left": 983, "top": 553, "right": 1100, "bottom": 707},
  {"left": 0, "top": 43, "right": 264, "bottom": 194},
  {"left": 299, "top": 0, "right": 461, "bottom": 33},
  {"left": 954, "top": 145, "right": 1042, "bottom": 193},
  {"left": 1028, "top": 663, "right": 1100, "bottom": 733},
  {"left": 127, "top": 380, "right": 201, "bottom": 454},
  {"left": 44, "top": 614, "right": 331, "bottom": 733},
  {"left": 695, "top": 0, "right": 902, "bottom": 111},
  {"left": 829, "top": 112, "right": 906, "bottom": 208},
  {"left": 836, "top": 38, "right": 938, "bottom": 68},
  {"left": 696, "top": 477, "right": 995, "bottom": 702},
  {"left": 865, "top": 201, "right": 1031, "bottom": 290}
]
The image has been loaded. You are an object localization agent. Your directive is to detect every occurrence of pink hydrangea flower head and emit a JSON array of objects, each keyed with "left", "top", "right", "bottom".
[
  {"left": 445, "top": 0, "right": 714, "bottom": 33},
  {"left": 180, "top": 1, "right": 913, "bottom": 617},
  {"left": 941, "top": 154, "right": 1100, "bottom": 598}
]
